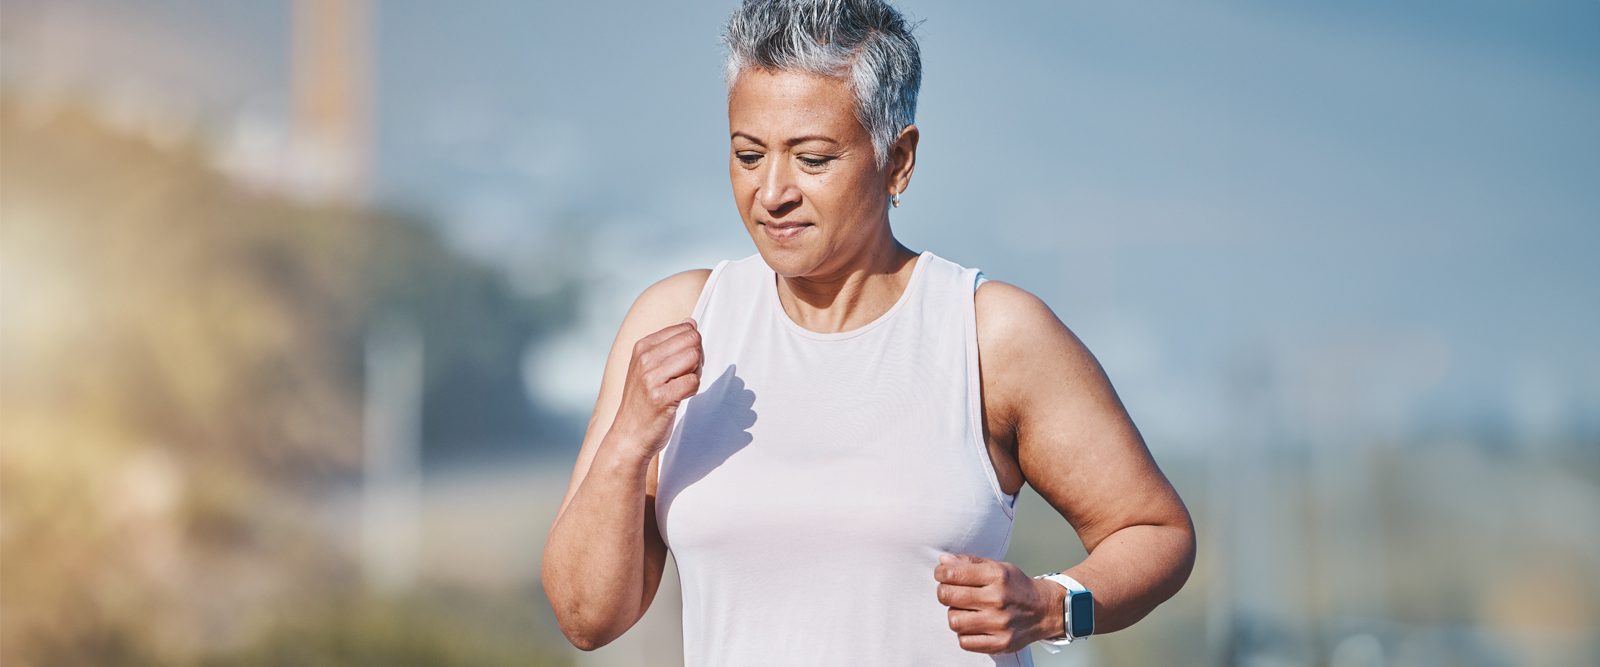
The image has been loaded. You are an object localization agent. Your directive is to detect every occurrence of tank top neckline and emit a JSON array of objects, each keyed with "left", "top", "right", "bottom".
[{"left": 768, "top": 249, "right": 933, "bottom": 341}]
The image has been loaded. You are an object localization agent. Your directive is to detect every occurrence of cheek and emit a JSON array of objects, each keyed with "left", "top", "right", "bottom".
[
  {"left": 816, "top": 174, "right": 875, "bottom": 215},
  {"left": 729, "top": 167, "right": 754, "bottom": 199}
]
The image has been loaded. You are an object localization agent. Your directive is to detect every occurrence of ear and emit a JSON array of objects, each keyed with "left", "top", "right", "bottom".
[{"left": 886, "top": 124, "right": 919, "bottom": 198}]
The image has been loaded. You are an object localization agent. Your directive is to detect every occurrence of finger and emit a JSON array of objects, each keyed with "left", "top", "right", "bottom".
[
  {"left": 935, "top": 582, "right": 990, "bottom": 610},
  {"left": 646, "top": 345, "right": 704, "bottom": 387},
  {"left": 645, "top": 331, "right": 704, "bottom": 377},
  {"left": 934, "top": 582, "right": 992, "bottom": 607},
  {"left": 652, "top": 325, "right": 703, "bottom": 358},
  {"left": 946, "top": 607, "right": 989, "bottom": 634},
  {"left": 933, "top": 558, "right": 995, "bottom": 587},
  {"left": 661, "top": 370, "right": 701, "bottom": 403},
  {"left": 957, "top": 633, "right": 1005, "bottom": 654},
  {"left": 939, "top": 552, "right": 990, "bottom": 566},
  {"left": 636, "top": 321, "right": 694, "bottom": 350}
]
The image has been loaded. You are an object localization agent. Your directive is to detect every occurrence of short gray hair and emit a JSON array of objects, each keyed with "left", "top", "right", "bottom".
[{"left": 722, "top": 0, "right": 923, "bottom": 169}]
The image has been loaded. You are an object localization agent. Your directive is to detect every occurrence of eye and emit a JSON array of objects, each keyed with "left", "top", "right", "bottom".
[
  {"left": 798, "top": 155, "right": 833, "bottom": 168},
  {"left": 736, "top": 151, "right": 762, "bottom": 166}
]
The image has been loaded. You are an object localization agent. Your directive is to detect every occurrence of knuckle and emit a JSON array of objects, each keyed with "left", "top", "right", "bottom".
[{"left": 958, "top": 634, "right": 980, "bottom": 650}]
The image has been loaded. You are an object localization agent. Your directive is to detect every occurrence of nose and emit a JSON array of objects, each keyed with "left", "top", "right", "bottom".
[{"left": 756, "top": 154, "right": 802, "bottom": 215}]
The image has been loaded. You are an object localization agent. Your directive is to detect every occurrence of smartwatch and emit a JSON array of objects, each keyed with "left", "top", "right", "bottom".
[{"left": 1032, "top": 571, "right": 1093, "bottom": 652}]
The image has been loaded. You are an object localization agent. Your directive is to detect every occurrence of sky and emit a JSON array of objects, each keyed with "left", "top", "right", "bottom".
[{"left": 4, "top": 0, "right": 1597, "bottom": 451}]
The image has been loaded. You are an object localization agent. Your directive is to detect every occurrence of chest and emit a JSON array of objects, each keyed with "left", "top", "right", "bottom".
[{"left": 655, "top": 352, "right": 1004, "bottom": 557}]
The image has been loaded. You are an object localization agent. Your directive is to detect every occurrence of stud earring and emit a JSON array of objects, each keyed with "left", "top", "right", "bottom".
[{"left": 891, "top": 190, "right": 901, "bottom": 208}]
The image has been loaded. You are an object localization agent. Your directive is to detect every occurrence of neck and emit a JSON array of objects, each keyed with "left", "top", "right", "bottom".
[{"left": 777, "top": 230, "right": 920, "bottom": 333}]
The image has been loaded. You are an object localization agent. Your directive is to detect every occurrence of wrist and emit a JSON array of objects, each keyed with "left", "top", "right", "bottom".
[
  {"left": 598, "top": 432, "right": 656, "bottom": 469},
  {"left": 1032, "top": 570, "right": 1094, "bottom": 650},
  {"left": 1032, "top": 576, "right": 1069, "bottom": 642}
]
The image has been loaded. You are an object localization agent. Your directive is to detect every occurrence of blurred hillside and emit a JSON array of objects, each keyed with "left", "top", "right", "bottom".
[{"left": 0, "top": 94, "right": 578, "bottom": 665}]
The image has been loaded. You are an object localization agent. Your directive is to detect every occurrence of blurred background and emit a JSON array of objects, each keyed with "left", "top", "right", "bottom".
[{"left": 1, "top": 1, "right": 1596, "bottom": 665}]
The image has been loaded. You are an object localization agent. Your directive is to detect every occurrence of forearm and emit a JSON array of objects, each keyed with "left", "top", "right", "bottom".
[
  {"left": 1039, "top": 521, "right": 1196, "bottom": 637},
  {"left": 541, "top": 434, "right": 653, "bottom": 648}
]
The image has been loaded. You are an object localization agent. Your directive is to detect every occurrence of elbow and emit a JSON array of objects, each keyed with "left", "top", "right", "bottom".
[
  {"left": 541, "top": 567, "right": 628, "bottom": 652},
  {"left": 563, "top": 627, "right": 609, "bottom": 652},
  {"left": 547, "top": 593, "right": 623, "bottom": 651},
  {"left": 1166, "top": 509, "right": 1199, "bottom": 598}
]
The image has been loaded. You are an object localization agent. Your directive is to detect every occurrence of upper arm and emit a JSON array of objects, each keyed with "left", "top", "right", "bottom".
[
  {"left": 551, "top": 267, "right": 711, "bottom": 529},
  {"left": 975, "top": 280, "right": 1190, "bottom": 552}
]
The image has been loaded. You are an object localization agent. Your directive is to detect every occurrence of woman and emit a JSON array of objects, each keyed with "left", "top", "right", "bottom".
[{"left": 542, "top": 1, "right": 1195, "bottom": 664}]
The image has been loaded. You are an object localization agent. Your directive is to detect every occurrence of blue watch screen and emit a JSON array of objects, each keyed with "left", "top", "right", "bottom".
[{"left": 1069, "top": 594, "right": 1094, "bottom": 637}]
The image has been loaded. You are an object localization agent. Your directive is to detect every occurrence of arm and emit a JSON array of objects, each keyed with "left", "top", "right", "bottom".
[
  {"left": 540, "top": 268, "right": 709, "bottom": 650},
  {"left": 979, "top": 280, "right": 1196, "bottom": 637}
]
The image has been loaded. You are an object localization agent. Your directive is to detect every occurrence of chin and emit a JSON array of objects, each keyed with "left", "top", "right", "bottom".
[{"left": 752, "top": 242, "right": 814, "bottom": 277}]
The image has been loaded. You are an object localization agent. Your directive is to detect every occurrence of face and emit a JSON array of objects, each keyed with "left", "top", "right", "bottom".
[{"left": 727, "top": 68, "right": 912, "bottom": 277}]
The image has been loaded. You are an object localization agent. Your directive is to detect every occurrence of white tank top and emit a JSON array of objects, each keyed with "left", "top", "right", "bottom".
[{"left": 655, "top": 249, "right": 1030, "bottom": 666}]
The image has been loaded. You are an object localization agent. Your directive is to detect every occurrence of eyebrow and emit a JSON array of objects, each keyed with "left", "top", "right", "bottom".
[{"left": 731, "top": 131, "right": 840, "bottom": 147}]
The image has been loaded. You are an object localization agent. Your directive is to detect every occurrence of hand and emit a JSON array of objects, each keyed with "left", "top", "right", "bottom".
[
  {"left": 933, "top": 553, "right": 1061, "bottom": 655},
  {"left": 607, "top": 318, "right": 703, "bottom": 457}
]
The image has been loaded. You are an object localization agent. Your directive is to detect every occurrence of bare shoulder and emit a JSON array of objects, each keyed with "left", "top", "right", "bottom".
[
  {"left": 973, "top": 279, "right": 1107, "bottom": 434},
  {"left": 628, "top": 267, "right": 713, "bottom": 325},
  {"left": 975, "top": 278, "right": 1102, "bottom": 368},
  {"left": 974, "top": 278, "right": 1066, "bottom": 344}
]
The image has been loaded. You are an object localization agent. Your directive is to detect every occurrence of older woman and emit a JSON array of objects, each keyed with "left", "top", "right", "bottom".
[{"left": 542, "top": 0, "right": 1195, "bottom": 664}]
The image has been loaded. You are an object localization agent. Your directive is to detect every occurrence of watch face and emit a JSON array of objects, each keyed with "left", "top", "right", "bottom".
[{"left": 1069, "top": 593, "right": 1094, "bottom": 638}]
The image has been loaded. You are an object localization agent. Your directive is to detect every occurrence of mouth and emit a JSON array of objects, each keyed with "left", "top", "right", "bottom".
[{"left": 759, "top": 220, "right": 812, "bottom": 243}]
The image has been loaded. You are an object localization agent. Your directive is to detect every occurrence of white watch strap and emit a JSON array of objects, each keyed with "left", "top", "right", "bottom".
[{"left": 1033, "top": 572, "right": 1088, "bottom": 653}]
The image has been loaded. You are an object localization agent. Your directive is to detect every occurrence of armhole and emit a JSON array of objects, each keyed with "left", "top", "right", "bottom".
[
  {"left": 965, "top": 269, "right": 1017, "bottom": 518},
  {"left": 655, "top": 258, "right": 731, "bottom": 492}
]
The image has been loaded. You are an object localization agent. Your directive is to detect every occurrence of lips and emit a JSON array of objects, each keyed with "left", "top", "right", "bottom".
[
  {"left": 761, "top": 220, "right": 811, "bottom": 230},
  {"left": 760, "top": 220, "right": 812, "bottom": 243}
]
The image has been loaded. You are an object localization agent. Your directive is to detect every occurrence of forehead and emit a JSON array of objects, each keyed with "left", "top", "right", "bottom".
[{"left": 727, "top": 68, "right": 865, "bottom": 141}]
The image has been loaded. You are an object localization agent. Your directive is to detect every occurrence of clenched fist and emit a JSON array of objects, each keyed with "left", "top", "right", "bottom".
[
  {"left": 933, "top": 553, "right": 1062, "bottom": 655},
  {"left": 608, "top": 317, "right": 704, "bottom": 457}
]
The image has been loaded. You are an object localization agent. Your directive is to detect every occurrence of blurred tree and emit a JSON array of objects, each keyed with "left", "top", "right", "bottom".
[{"left": 0, "top": 93, "right": 580, "bottom": 664}]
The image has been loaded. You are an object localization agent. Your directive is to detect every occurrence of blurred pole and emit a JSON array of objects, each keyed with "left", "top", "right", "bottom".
[
  {"left": 1304, "top": 349, "right": 1391, "bottom": 652},
  {"left": 1206, "top": 346, "right": 1254, "bottom": 666},
  {"left": 362, "top": 314, "right": 423, "bottom": 593},
  {"left": 1224, "top": 344, "right": 1320, "bottom": 667}
]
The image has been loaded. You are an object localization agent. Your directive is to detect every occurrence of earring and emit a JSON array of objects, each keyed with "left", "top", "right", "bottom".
[{"left": 891, "top": 190, "right": 901, "bottom": 208}]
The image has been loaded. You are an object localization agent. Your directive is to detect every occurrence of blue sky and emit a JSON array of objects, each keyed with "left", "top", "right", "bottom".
[{"left": 5, "top": 0, "right": 1596, "bottom": 449}]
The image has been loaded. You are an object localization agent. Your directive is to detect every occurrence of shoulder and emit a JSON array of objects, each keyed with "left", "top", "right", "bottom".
[
  {"left": 626, "top": 267, "right": 713, "bottom": 324},
  {"left": 974, "top": 278, "right": 1071, "bottom": 353},
  {"left": 974, "top": 278, "right": 1102, "bottom": 422}
]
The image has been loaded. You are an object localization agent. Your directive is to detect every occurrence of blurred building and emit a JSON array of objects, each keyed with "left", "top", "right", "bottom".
[
  {"left": 210, "top": 0, "right": 375, "bottom": 204},
  {"left": 287, "top": 0, "right": 373, "bottom": 204}
]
